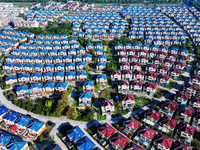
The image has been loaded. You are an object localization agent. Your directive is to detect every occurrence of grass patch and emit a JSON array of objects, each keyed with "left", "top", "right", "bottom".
[
  {"left": 97, "top": 113, "right": 106, "bottom": 121},
  {"left": 3, "top": 90, "right": 16, "bottom": 101},
  {"left": 167, "top": 80, "right": 177, "bottom": 89},
  {"left": 154, "top": 88, "right": 168, "bottom": 98}
]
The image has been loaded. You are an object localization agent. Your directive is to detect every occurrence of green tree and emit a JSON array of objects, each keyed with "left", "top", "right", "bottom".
[
  {"left": 77, "top": 86, "right": 83, "bottom": 93},
  {"left": 45, "top": 100, "right": 52, "bottom": 108},
  {"left": 95, "top": 83, "right": 100, "bottom": 90},
  {"left": 66, "top": 106, "right": 78, "bottom": 120},
  {"left": 40, "top": 145, "right": 48, "bottom": 150},
  {"left": 85, "top": 65, "right": 90, "bottom": 71}
]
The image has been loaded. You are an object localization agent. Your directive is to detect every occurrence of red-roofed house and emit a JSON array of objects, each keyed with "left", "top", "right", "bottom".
[
  {"left": 111, "top": 71, "right": 121, "bottom": 81},
  {"left": 131, "top": 62, "right": 141, "bottom": 71},
  {"left": 174, "top": 92, "right": 190, "bottom": 104},
  {"left": 160, "top": 101, "right": 178, "bottom": 117},
  {"left": 133, "top": 125, "right": 157, "bottom": 149},
  {"left": 157, "top": 74, "right": 170, "bottom": 86},
  {"left": 120, "top": 63, "right": 130, "bottom": 71},
  {"left": 138, "top": 56, "right": 148, "bottom": 65},
  {"left": 143, "top": 82, "right": 157, "bottom": 96},
  {"left": 157, "top": 66, "right": 169, "bottom": 75},
  {"left": 171, "top": 141, "right": 193, "bottom": 150},
  {"left": 123, "top": 142, "right": 144, "bottom": 150},
  {"left": 189, "top": 97, "right": 200, "bottom": 111},
  {"left": 121, "top": 117, "right": 142, "bottom": 138},
  {"left": 133, "top": 71, "right": 145, "bottom": 81},
  {"left": 109, "top": 132, "right": 129, "bottom": 150},
  {"left": 183, "top": 83, "right": 198, "bottom": 96},
  {"left": 145, "top": 64, "right": 157, "bottom": 73},
  {"left": 144, "top": 109, "right": 162, "bottom": 124},
  {"left": 101, "top": 99, "right": 115, "bottom": 115},
  {"left": 118, "top": 49, "right": 126, "bottom": 56},
  {"left": 145, "top": 72, "right": 157, "bottom": 83},
  {"left": 118, "top": 80, "right": 129, "bottom": 93},
  {"left": 97, "top": 123, "right": 116, "bottom": 140},
  {"left": 120, "top": 94, "right": 135, "bottom": 110},
  {"left": 152, "top": 58, "right": 163, "bottom": 65},
  {"left": 176, "top": 106, "right": 194, "bottom": 124},
  {"left": 176, "top": 122, "right": 195, "bottom": 145},
  {"left": 192, "top": 111, "right": 200, "bottom": 128},
  {"left": 157, "top": 115, "right": 178, "bottom": 132},
  {"left": 164, "top": 59, "right": 174, "bottom": 68},
  {"left": 168, "top": 68, "right": 182, "bottom": 80},
  {"left": 129, "top": 55, "right": 138, "bottom": 63},
  {"left": 122, "top": 70, "right": 132, "bottom": 81},
  {"left": 127, "top": 49, "right": 136, "bottom": 56},
  {"left": 119, "top": 55, "right": 128, "bottom": 63},
  {"left": 189, "top": 75, "right": 200, "bottom": 85},
  {"left": 152, "top": 133, "right": 174, "bottom": 150},
  {"left": 173, "top": 62, "right": 185, "bottom": 70},
  {"left": 130, "top": 81, "right": 143, "bottom": 93}
]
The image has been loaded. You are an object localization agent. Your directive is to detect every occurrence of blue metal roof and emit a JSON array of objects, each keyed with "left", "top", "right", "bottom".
[
  {"left": 27, "top": 119, "right": 45, "bottom": 132},
  {"left": 76, "top": 136, "right": 95, "bottom": 150},
  {"left": 3, "top": 111, "right": 20, "bottom": 122},
  {"left": 16, "top": 85, "right": 28, "bottom": 92},
  {"left": 15, "top": 115, "right": 32, "bottom": 127},
  {"left": 43, "top": 82, "right": 55, "bottom": 88},
  {"left": 30, "top": 83, "right": 42, "bottom": 89},
  {"left": 77, "top": 71, "right": 87, "bottom": 76},
  {"left": 83, "top": 81, "right": 94, "bottom": 87},
  {"left": 5, "top": 75, "right": 17, "bottom": 81},
  {"left": 96, "top": 74, "right": 107, "bottom": 79},
  {"left": 7, "top": 138, "right": 27, "bottom": 150},
  {"left": 55, "top": 82, "right": 68, "bottom": 88},
  {"left": 42, "top": 72, "right": 53, "bottom": 77},
  {"left": 31, "top": 72, "right": 42, "bottom": 78},
  {"left": 67, "top": 126, "right": 85, "bottom": 141},
  {"left": 65, "top": 71, "right": 76, "bottom": 77},
  {"left": 80, "top": 92, "right": 91, "bottom": 98},
  {"left": 18, "top": 73, "right": 30, "bottom": 79}
]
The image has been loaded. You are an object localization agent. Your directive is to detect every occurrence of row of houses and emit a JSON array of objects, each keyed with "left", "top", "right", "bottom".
[
  {"left": 0, "top": 130, "right": 29, "bottom": 150},
  {"left": 62, "top": 126, "right": 100, "bottom": 150},
  {"left": 0, "top": 34, "right": 27, "bottom": 43},
  {"left": 0, "top": 105, "right": 46, "bottom": 141},
  {"left": 4, "top": 55, "right": 93, "bottom": 66},
  {"left": 91, "top": 5, "right": 124, "bottom": 12},
  {"left": 5, "top": 71, "right": 88, "bottom": 85},
  {"left": 3, "top": 30, "right": 34, "bottom": 38},
  {"left": 160, "top": 6, "right": 200, "bottom": 45}
]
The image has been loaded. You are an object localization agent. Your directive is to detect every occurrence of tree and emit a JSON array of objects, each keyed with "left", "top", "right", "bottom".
[
  {"left": 66, "top": 106, "right": 78, "bottom": 120},
  {"left": 85, "top": 65, "right": 90, "bottom": 71},
  {"left": 77, "top": 86, "right": 83, "bottom": 93},
  {"left": 40, "top": 144, "right": 48, "bottom": 150},
  {"left": 45, "top": 100, "right": 52, "bottom": 108},
  {"left": 95, "top": 83, "right": 100, "bottom": 90},
  {"left": 106, "top": 47, "right": 111, "bottom": 54}
]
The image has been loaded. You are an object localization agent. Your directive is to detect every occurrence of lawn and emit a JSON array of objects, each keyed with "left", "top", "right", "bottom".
[
  {"left": 167, "top": 80, "right": 177, "bottom": 89},
  {"left": 154, "top": 88, "right": 168, "bottom": 98},
  {"left": 97, "top": 113, "right": 106, "bottom": 121},
  {"left": 99, "top": 86, "right": 117, "bottom": 101}
]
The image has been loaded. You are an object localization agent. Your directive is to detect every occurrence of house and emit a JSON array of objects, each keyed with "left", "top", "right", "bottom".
[
  {"left": 82, "top": 54, "right": 92, "bottom": 63},
  {"left": 43, "top": 56, "right": 53, "bottom": 64},
  {"left": 131, "top": 62, "right": 141, "bottom": 71},
  {"left": 83, "top": 81, "right": 94, "bottom": 92},
  {"left": 127, "top": 49, "right": 136, "bottom": 56},
  {"left": 157, "top": 115, "right": 178, "bottom": 132},
  {"left": 65, "top": 63, "right": 75, "bottom": 71},
  {"left": 76, "top": 136, "right": 95, "bottom": 150},
  {"left": 67, "top": 126, "right": 85, "bottom": 142},
  {"left": 13, "top": 63, "right": 24, "bottom": 72},
  {"left": 133, "top": 71, "right": 145, "bottom": 81},
  {"left": 96, "top": 74, "right": 107, "bottom": 86},
  {"left": 111, "top": 71, "right": 121, "bottom": 81},
  {"left": 192, "top": 111, "right": 200, "bottom": 127},
  {"left": 0, "top": 105, "right": 9, "bottom": 123},
  {"left": 43, "top": 82, "right": 55, "bottom": 95},
  {"left": 157, "top": 66, "right": 169, "bottom": 75},
  {"left": 34, "top": 56, "right": 43, "bottom": 64},
  {"left": 121, "top": 94, "right": 135, "bottom": 110},
  {"left": 138, "top": 56, "right": 148, "bottom": 65},
  {"left": 129, "top": 55, "right": 138, "bottom": 63},
  {"left": 23, "top": 63, "right": 34, "bottom": 72},
  {"left": 145, "top": 64, "right": 157, "bottom": 73},
  {"left": 101, "top": 99, "right": 115, "bottom": 115},
  {"left": 173, "top": 62, "right": 185, "bottom": 70},
  {"left": 79, "top": 92, "right": 91, "bottom": 107},
  {"left": 121, "top": 117, "right": 142, "bottom": 138},
  {"left": 58, "top": 49, "right": 67, "bottom": 56},
  {"left": 123, "top": 142, "right": 144, "bottom": 150},
  {"left": 152, "top": 133, "right": 174, "bottom": 150},
  {"left": 119, "top": 55, "right": 128, "bottom": 63},
  {"left": 118, "top": 49, "right": 126, "bottom": 56},
  {"left": 29, "top": 83, "right": 42, "bottom": 97},
  {"left": 76, "top": 62, "right": 86, "bottom": 71},
  {"left": 5, "top": 75, "right": 17, "bottom": 85},
  {"left": 77, "top": 47, "right": 85, "bottom": 55},
  {"left": 152, "top": 58, "right": 163, "bottom": 65},
  {"left": 133, "top": 125, "right": 157, "bottom": 149},
  {"left": 144, "top": 109, "right": 162, "bottom": 124},
  {"left": 189, "top": 97, "right": 200, "bottom": 111},
  {"left": 163, "top": 59, "right": 174, "bottom": 68},
  {"left": 24, "top": 56, "right": 34, "bottom": 64},
  {"left": 44, "top": 64, "right": 54, "bottom": 72},
  {"left": 95, "top": 49, "right": 103, "bottom": 55},
  {"left": 189, "top": 75, "right": 200, "bottom": 85},
  {"left": 55, "top": 82, "right": 68, "bottom": 93},
  {"left": 143, "top": 82, "right": 157, "bottom": 96},
  {"left": 53, "top": 72, "right": 65, "bottom": 82},
  {"left": 174, "top": 92, "right": 190, "bottom": 105},
  {"left": 97, "top": 123, "right": 116, "bottom": 141},
  {"left": 65, "top": 71, "right": 76, "bottom": 82},
  {"left": 73, "top": 55, "right": 82, "bottom": 62},
  {"left": 176, "top": 106, "right": 194, "bottom": 124},
  {"left": 129, "top": 81, "right": 143, "bottom": 93},
  {"left": 120, "top": 63, "right": 130, "bottom": 71},
  {"left": 27, "top": 119, "right": 46, "bottom": 141},
  {"left": 118, "top": 80, "right": 129, "bottom": 93},
  {"left": 159, "top": 100, "right": 178, "bottom": 118},
  {"left": 42, "top": 72, "right": 53, "bottom": 82},
  {"left": 55, "top": 63, "right": 65, "bottom": 72},
  {"left": 53, "top": 56, "right": 63, "bottom": 64},
  {"left": 145, "top": 72, "right": 157, "bottom": 83},
  {"left": 168, "top": 68, "right": 182, "bottom": 80},
  {"left": 122, "top": 70, "right": 132, "bottom": 81},
  {"left": 3, "top": 111, "right": 20, "bottom": 129},
  {"left": 109, "top": 132, "right": 129, "bottom": 150},
  {"left": 76, "top": 71, "right": 87, "bottom": 81},
  {"left": 157, "top": 75, "right": 170, "bottom": 86},
  {"left": 96, "top": 62, "right": 106, "bottom": 72},
  {"left": 98, "top": 55, "right": 107, "bottom": 62},
  {"left": 183, "top": 83, "right": 198, "bottom": 96},
  {"left": 171, "top": 141, "right": 193, "bottom": 150},
  {"left": 15, "top": 115, "right": 32, "bottom": 135},
  {"left": 18, "top": 73, "right": 30, "bottom": 83},
  {"left": 30, "top": 72, "right": 42, "bottom": 83},
  {"left": 176, "top": 122, "right": 195, "bottom": 145},
  {"left": 63, "top": 56, "right": 72, "bottom": 63}
]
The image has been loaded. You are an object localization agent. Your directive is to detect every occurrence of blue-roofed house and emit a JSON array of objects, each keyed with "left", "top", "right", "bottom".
[
  {"left": 96, "top": 74, "right": 107, "bottom": 86},
  {"left": 15, "top": 56, "right": 25, "bottom": 64},
  {"left": 67, "top": 126, "right": 85, "bottom": 142},
  {"left": 55, "top": 63, "right": 65, "bottom": 72},
  {"left": 82, "top": 54, "right": 92, "bottom": 63},
  {"left": 97, "top": 55, "right": 107, "bottom": 62},
  {"left": 115, "top": 43, "right": 123, "bottom": 50},
  {"left": 58, "top": 49, "right": 67, "bottom": 56},
  {"left": 79, "top": 92, "right": 92, "bottom": 107},
  {"left": 53, "top": 44, "right": 61, "bottom": 50},
  {"left": 68, "top": 48, "right": 77, "bottom": 55},
  {"left": 48, "top": 50, "right": 57, "bottom": 57},
  {"left": 77, "top": 47, "right": 85, "bottom": 55},
  {"left": 44, "top": 56, "right": 53, "bottom": 64},
  {"left": 0, "top": 132, "right": 13, "bottom": 147},
  {"left": 13, "top": 63, "right": 24, "bottom": 72},
  {"left": 65, "top": 71, "right": 76, "bottom": 82},
  {"left": 86, "top": 43, "right": 94, "bottom": 51},
  {"left": 55, "top": 82, "right": 68, "bottom": 92},
  {"left": 83, "top": 81, "right": 94, "bottom": 92},
  {"left": 53, "top": 72, "right": 65, "bottom": 82},
  {"left": 5, "top": 75, "right": 17, "bottom": 85},
  {"left": 15, "top": 115, "right": 32, "bottom": 135},
  {"left": 34, "top": 56, "right": 43, "bottom": 64},
  {"left": 95, "top": 43, "right": 103, "bottom": 49},
  {"left": 76, "top": 71, "right": 87, "bottom": 81},
  {"left": 24, "top": 56, "right": 34, "bottom": 64},
  {"left": 44, "top": 64, "right": 54, "bottom": 72},
  {"left": 96, "top": 62, "right": 106, "bottom": 72},
  {"left": 27, "top": 119, "right": 46, "bottom": 141},
  {"left": 71, "top": 43, "right": 79, "bottom": 49},
  {"left": 39, "top": 50, "right": 48, "bottom": 56},
  {"left": 179, "top": 49, "right": 189, "bottom": 57},
  {"left": 0, "top": 106, "right": 9, "bottom": 123},
  {"left": 23, "top": 63, "right": 34, "bottom": 72},
  {"left": 63, "top": 55, "right": 72, "bottom": 63},
  {"left": 42, "top": 72, "right": 53, "bottom": 82},
  {"left": 43, "top": 82, "right": 55, "bottom": 95},
  {"left": 18, "top": 73, "right": 30, "bottom": 83},
  {"left": 76, "top": 62, "right": 86, "bottom": 71},
  {"left": 16, "top": 85, "right": 29, "bottom": 98},
  {"left": 30, "top": 72, "right": 42, "bottom": 82},
  {"left": 76, "top": 136, "right": 95, "bottom": 150},
  {"left": 66, "top": 63, "right": 75, "bottom": 71},
  {"left": 6, "top": 137, "right": 29, "bottom": 150},
  {"left": 3, "top": 111, "right": 20, "bottom": 128},
  {"left": 29, "top": 83, "right": 43, "bottom": 97},
  {"left": 62, "top": 43, "right": 70, "bottom": 49},
  {"left": 21, "top": 50, "right": 30, "bottom": 56},
  {"left": 53, "top": 56, "right": 63, "bottom": 64},
  {"left": 95, "top": 49, "right": 103, "bottom": 55}
]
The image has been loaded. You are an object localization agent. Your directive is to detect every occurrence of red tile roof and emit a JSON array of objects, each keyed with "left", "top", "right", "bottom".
[
  {"left": 110, "top": 132, "right": 129, "bottom": 148},
  {"left": 98, "top": 123, "right": 116, "bottom": 138}
]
